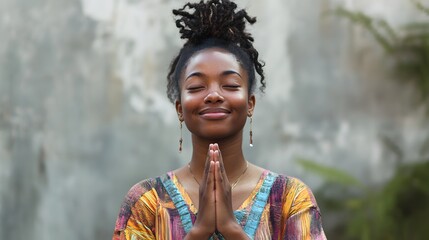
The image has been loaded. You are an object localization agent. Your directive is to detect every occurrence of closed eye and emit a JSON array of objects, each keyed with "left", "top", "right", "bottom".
[
  {"left": 187, "top": 86, "right": 205, "bottom": 92},
  {"left": 223, "top": 85, "right": 241, "bottom": 89}
]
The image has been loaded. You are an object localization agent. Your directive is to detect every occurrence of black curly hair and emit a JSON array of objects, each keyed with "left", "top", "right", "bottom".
[{"left": 167, "top": 0, "right": 265, "bottom": 103}]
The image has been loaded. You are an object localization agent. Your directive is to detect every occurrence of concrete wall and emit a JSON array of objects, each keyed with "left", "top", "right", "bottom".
[{"left": 1, "top": 0, "right": 428, "bottom": 239}]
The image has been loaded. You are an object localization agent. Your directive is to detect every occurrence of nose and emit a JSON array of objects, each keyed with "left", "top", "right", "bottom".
[{"left": 204, "top": 89, "right": 224, "bottom": 104}]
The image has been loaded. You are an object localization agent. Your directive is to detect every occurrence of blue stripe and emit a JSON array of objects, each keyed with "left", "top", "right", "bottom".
[
  {"left": 161, "top": 175, "right": 194, "bottom": 234},
  {"left": 161, "top": 172, "right": 277, "bottom": 240},
  {"left": 243, "top": 172, "right": 277, "bottom": 239}
]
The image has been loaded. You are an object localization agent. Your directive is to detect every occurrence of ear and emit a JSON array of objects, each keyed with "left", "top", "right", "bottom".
[
  {"left": 175, "top": 100, "right": 184, "bottom": 121},
  {"left": 247, "top": 94, "right": 256, "bottom": 117}
]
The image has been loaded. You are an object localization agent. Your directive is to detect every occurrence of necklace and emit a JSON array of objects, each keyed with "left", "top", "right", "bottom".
[{"left": 187, "top": 161, "right": 249, "bottom": 190}]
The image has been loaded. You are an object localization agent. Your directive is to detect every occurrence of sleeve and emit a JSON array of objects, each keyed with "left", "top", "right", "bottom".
[
  {"left": 112, "top": 180, "right": 158, "bottom": 240},
  {"left": 281, "top": 177, "right": 327, "bottom": 240}
]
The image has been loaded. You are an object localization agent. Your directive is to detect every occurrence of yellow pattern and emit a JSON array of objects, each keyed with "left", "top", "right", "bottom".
[{"left": 113, "top": 174, "right": 326, "bottom": 240}]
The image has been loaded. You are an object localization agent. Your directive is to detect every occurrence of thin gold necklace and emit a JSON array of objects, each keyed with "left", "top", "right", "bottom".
[{"left": 187, "top": 161, "right": 249, "bottom": 190}]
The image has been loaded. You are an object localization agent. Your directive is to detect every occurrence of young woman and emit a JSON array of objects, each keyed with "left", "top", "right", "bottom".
[{"left": 113, "top": 1, "right": 326, "bottom": 239}]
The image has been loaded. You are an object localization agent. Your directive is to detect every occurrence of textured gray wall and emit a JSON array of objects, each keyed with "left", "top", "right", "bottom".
[{"left": 1, "top": 0, "right": 428, "bottom": 239}]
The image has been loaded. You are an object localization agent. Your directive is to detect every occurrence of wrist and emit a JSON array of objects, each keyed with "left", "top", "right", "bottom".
[
  {"left": 218, "top": 222, "right": 249, "bottom": 240},
  {"left": 185, "top": 226, "right": 213, "bottom": 240}
]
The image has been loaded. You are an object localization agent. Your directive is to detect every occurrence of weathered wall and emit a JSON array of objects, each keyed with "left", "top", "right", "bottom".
[{"left": 1, "top": 0, "right": 428, "bottom": 239}]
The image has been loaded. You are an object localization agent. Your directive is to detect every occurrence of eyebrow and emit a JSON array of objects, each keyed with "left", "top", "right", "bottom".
[{"left": 185, "top": 70, "right": 242, "bottom": 81}]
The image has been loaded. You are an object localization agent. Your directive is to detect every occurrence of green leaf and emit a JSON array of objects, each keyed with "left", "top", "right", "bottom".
[
  {"left": 403, "top": 22, "right": 429, "bottom": 32},
  {"left": 296, "top": 158, "right": 364, "bottom": 188},
  {"left": 332, "top": 7, "right": 394, "bottom": 52},
  {"left": 420, "top": 137, "right": 429, "bottom": 155},
  {"left": 412, "top": 0, "right": 429, "bottom": 15}
]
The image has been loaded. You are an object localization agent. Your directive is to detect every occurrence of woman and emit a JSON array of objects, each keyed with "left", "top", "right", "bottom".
[{"left": 113, "top": 0, "right": 326, "bottom": 239}]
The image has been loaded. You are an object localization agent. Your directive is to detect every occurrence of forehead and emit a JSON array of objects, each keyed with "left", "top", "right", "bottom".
[{"left": 183, "top": 48, "right": 244, "bottom": 76}]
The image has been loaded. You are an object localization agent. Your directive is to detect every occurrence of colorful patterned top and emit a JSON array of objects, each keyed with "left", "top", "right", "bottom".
[{"left": 113, "top": 170, "right": 326, "bottom": 240}]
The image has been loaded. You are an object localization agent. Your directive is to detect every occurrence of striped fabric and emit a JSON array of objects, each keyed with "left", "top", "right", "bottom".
[{"left": 113, "top": 170, "right": 326, "bottom": 240}]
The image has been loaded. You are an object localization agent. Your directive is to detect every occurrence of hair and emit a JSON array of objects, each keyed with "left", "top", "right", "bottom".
[{"left": 167, "top": 0, "right": 265, "bottom": 103}]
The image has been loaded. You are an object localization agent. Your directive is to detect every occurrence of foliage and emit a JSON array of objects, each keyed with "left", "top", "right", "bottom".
[
  {"left": 297, "top": 159, "right": 363, "bottom": 188},
  {"left": 330, "top": 1, "right": 429, "bottom": 112},
  {"left": 304, "top": 2, "right": 429, "bottom": 239},
  {"left": 298, "top": 158, "right": 429, "bottom": 240},
  {"left": 297, "top": 129, "right": 429, "bottom": 239}
]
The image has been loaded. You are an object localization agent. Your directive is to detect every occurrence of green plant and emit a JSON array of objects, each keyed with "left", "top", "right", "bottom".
[
  {"left": 306, "top": 2, "right": 429, "bottom": 239},
  {"left": 331, "top": 1, "right": 429, "bottom": 111},
  {"left": 298, "top": 158, "right": 429, "bottom": 240}
]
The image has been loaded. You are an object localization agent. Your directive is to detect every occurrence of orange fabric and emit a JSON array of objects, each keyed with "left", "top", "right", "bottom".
[{"left": 113, "top": 172, "right": 326, "bottom": 240}]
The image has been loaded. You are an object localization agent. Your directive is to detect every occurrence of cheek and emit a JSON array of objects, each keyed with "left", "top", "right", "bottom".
[
  {"left": 229, "top": 91, "right": 249, "bottom": 110},
  {"left": 180, "top": 92, "right": 201, "bottom": 116},
  {"left": 179, "top": 88, "right": 250, "bottom": 117}
]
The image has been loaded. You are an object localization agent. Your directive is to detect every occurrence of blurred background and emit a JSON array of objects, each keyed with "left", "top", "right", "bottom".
[{"left": 1, "top": 0, "right": 429, "bottom": 239}]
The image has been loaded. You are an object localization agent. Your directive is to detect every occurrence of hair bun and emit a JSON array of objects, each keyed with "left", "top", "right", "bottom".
[
  {"left": 173, "top": 0, "right": 256, "bottom": 46},
  {"left": 167, "top": 0, "right": 266, "bottom": 102}
]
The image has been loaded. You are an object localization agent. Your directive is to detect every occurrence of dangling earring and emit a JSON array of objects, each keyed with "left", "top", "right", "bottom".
[
  {"left": 249, "top": 116, "right": 253, "bottom": 147},
  {"left": 179, "top": 120, "right": 183, "bottom": 152}
]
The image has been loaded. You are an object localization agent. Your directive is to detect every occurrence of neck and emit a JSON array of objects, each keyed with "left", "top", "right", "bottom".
[{"left": 189, "top": 131, "right": 248, "bottom": 182}]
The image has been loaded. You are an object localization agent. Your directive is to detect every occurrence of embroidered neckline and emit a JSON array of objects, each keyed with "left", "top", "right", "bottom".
[
  {"left": 161, "top": 170, "right": 278, "bottom": 239},
  {"left": 169, "top": 170, "right": 269, "bottom": 214}
]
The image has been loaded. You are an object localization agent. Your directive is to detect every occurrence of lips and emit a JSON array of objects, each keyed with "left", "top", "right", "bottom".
[{"left": 199, "top": 108, "right": 231, "bottom": 120}]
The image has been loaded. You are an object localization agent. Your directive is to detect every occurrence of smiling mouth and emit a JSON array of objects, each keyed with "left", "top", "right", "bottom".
[{"left": 199, "top": 108, "right": 231, "bottom": 120}]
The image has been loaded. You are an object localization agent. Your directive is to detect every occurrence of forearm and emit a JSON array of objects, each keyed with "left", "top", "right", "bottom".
[
  {"left": 219, "top": 222, "right": 250, "bottom": 240},
  {"left": 184, "top": 227, "right": 213, "bottom": 240}
]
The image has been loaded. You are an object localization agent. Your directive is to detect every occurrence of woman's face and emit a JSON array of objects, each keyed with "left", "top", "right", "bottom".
[{"left": 176, "top": 47, "right": 255, "bottom": 141}]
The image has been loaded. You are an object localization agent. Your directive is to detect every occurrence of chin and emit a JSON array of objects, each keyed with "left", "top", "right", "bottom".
[
  {"left": 200, "top": 132, "right": 230, "bottom": 141},
  {"left": 196, "top": 128, "right": 243, "bottom": 142}
]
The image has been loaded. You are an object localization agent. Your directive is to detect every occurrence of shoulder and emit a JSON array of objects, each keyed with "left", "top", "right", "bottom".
[
  {"left": 270, "top": 172, "right": 315, "bottom": 197},
  {"left": 122, "top": 177, "right": 159, "bottom": 208},
  {"left": 269, "top": 172, "right": 310, "bottom": 193},
  {"left": 114, "top": 176, "right": 164, "bottom": 232},
  {"left": 270, "top": 172, "right": 319, "bottom": 216}
]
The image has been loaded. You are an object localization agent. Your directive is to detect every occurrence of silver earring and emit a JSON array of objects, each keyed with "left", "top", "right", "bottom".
[
  {"left": 249, "top": 116, "right": 253, "bottom": 147},
  {"left": 179, "top": 120, "right": 183, "bottom": 152}
]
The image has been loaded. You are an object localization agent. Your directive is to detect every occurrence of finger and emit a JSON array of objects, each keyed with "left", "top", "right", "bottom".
[
  {"left": 214, "top": 161, "right": 223, "bottom": 185},
  {"left": 202, "top": 145, "right": 213, "bottom": 183},
  {"left": 213, "top": 159, "right": 217, "bottom": 191},
  {"left": 215, "top": 146, "right": 223, "bottom": 171},
  {"left": 213, "top": 144, "right": 221, "bottom": 162},
  {"left": 206, "top": 160, "right": 215, "bottom": 189},
  {"left": 208, "top": 151, "right": 215, "bottom": 189},
  {"left": 215, "top": 148, "right": 229, "bottom": 185},
  {"left": 201, "top": 161, "right": 215, "bottom": 203},
  {"left": 212, "top": 143, "right": 220, "bottom": 160}
]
